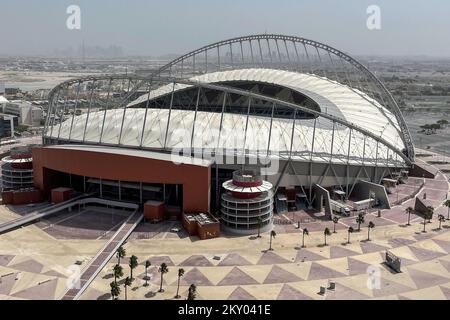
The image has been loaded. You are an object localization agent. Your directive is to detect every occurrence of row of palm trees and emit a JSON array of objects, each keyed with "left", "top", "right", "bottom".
[
  {"left": 110, "top": 246, "right": 197, "bottom": 300},
  {"left": 404, "top": 202, "right": 448, "bottom": 233},
  {"left": 266, "top": 213, "right": 376, "bottom": 250},
  {"left": 267, "top": 199, "right": 450, "bottom": 250}
]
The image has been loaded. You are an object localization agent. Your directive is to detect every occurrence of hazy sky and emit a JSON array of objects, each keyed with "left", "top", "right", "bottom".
[{"left": 1, "top": 0, "right": 449, "bottom": 57}]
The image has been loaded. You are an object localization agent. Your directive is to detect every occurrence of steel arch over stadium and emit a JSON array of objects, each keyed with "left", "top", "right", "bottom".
[{"left": 43, "top": 34, "right": 414, "bottom": 201}]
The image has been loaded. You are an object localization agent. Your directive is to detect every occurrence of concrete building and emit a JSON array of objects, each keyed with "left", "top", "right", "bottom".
[{"left": 2, "top": 101, "right": 43, "bottom": 127}]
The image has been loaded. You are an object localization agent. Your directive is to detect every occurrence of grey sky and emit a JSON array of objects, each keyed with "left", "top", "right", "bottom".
[{"left": 1, "top": 0, "right": 449, "bottom": 57}]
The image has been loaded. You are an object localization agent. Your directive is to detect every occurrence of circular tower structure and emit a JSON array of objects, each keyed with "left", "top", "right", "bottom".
[
  {"left": 1, "top": 146, "right": 34, "bottom": 190},
  {"left": 221, "top": 170, "right": 274, "bottom": 235}
]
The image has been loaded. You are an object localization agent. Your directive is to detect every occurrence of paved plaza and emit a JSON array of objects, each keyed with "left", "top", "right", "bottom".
[{"left": 0, "top": 150, "right": 449, "bottom": 300}]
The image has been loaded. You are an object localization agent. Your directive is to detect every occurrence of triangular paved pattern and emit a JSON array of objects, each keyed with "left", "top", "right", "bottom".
[
  {"left": 439, "top": 286, "right": 450, "bottom": 300},
  {"left": 413, "top": 233, "right": 435, "bottom": 241},
  {"left": 146, "top": 255, "right": 175, "bottom": 266},
  {"left": 10, "top": 259, "right": 44, "bottom": 273},
  {"left": 217, "top": 267, "right": 259, "bottom": 286},
  {"left": 277, "top": 284, "right": 312, "bottom": 300},
  {"left": 178, "top": 268, "right": 213, "bottom": 286},
  {"left": 218, "top": 253, "right": 252, "bottom": 266},
  {"left": 263, "top": 265, "right": 302, "bottom": 284},
  {"left": 408, "top": 246, "right": 446, "bottom": 262},
  {"left": 347, "top": 257, "right": 372, "bottom": 276},
  {"left": 0, "top": 272, "right": 17, "bottom": 295},
  {"left": 0, "top": 255, "right": 14, "bottom": 267},
  {"left": 227, "top": 286, "right": 257, "bottom": 300},
  {"left": 432, "top": 239, "right": 450, "bottom": 254},
  {"left": 44, "top": 269, "right": 66, "bottom": 278},
  {"left": 407, "top": 268, "right": 450, "bottom": 289},
  {"left": 330, "top": 246, "right": 359, "bottom": 258},
  {"left": 307, "top": 262, "right": 347, "bottom": 280},
  {"left": 388, "top": 238, "right": 416, "bottom": 248},
  {"left": 295, "top": 249, "right": 325, "bottom": 262},
  {"left": 179, "top": 255, "right": 213, "bottom": 267},
  {"left": 372, "top": 278, "right": 412, "bottom": 297},
  {"left": 438, "top": 259, "right": 450, "bottom": 273},
  {"left": 257, "top": 251, "right": 291, "bottom": 265},
  {"left": 360, "top": 241, "right": 390, "bottom": 254},
  {"left": 12, "top": 278, "right": 58, "bottom": 300},
  {"left": 326, "top": 283, "right": 371, "bottom": 300}
]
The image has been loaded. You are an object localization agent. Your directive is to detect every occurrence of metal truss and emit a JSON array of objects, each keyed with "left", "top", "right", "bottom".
[
  {"left": 45, "top": 75, "right": 410, "bottom": 168},
  {"left": 46, "top": 35, "right": 414, "bottom": 162}
]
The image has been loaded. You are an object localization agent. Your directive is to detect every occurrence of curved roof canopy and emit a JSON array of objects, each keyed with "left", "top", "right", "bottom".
[{"left": 44, "top": 34, "right": 413, "bottom": 167}]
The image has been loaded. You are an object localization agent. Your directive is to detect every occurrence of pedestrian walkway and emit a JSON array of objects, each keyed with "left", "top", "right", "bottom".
[{"left": 60, "top": 209, "right": 142, "bottom": 300}]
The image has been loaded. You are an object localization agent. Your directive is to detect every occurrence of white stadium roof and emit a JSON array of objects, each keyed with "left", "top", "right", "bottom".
[{"left": 48, "top": 68, "right": 406, "bottom": 167}]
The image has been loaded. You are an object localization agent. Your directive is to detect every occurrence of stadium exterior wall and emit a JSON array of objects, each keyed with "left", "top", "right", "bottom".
[{"left": 32, "top": 147, "right": 211, "bottom": 213}]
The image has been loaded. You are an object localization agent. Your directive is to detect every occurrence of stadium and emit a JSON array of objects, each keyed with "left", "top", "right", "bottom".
[{"left": 34, "top": 34, "right": 415, "bottom": 235}]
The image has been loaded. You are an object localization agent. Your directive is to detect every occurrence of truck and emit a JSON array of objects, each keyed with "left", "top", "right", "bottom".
[
  {"left": 353, "top": 198, "right": 378, "bottom": 211},
  {"left": 330, "top": 200, "right": 351, "bottom": 216}
]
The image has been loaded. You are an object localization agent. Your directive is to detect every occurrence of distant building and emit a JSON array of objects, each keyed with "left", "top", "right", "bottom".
[
  {"left": 0, "top": 95, "right": 8, "bottom": 106},
  {"left": 0, "top": 113, "right": 18, "bottom": 138},
  {"left": 0, "top": 82, "right": 5, "bottom": 95},
  {"left": 4, "top": 88, "right": 20, "bottom": 95},
  {"left": 2, "top": 101, "right": 43, "bottom": 127}
]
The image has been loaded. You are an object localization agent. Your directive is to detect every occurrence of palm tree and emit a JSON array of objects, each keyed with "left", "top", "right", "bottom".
[
  {"left": 332, "top": 216, "right": 339, "bottom": 233},
  {"left": 438, "top": 214, "right": 446, "bottom": 229},
  {"left": 444, "top": 199, "right": 450, "bottom": 220},
  {"left": 113, "top": 264, "right": 123, "bottom": 285},
  {"left": 356, "top": 213, "right": 365, "bottom": 232},
  {"left": 405, "top": 206, "right": 414, "bottom": 226},
  {"left": 187, "top": 284, "right": 197, "bottom": 300},
  {"left": 110, "top": 281, "right": 120, "bottom": 300},
  {"left": 158, "top": 263, "right": 169, "bottom": 292},
  {"left": 129, "top": 255, "right": 138, "bottom": 280},
  {"left": 301, "top": 228, "right": 309, "bottom": 248},
  {"left": 256, "top": 216, "right": 262, "bottom": 238},
  {"left": 268, "top": 230, "right": 276, "bottom": 251},
  {"left": 347, "top": 226, "right": 354, "bottom": 244},
  {"left": 367, "top": 221, "right": 375, "bottom": 241},
  {"left": 323, "top": 227, "right": 331, "bottom": 246},
  {"left": 124, "top": 276, "right": 132, "bottom": 300},
  {"left": 423, "top": 206, "right": 434, "bottom": 233},
  {"left": 116, "top": 246, "right": 126, "bottom": 265},
  {"left": 175, "top": 268, "right": 185, "bottom": 299},
  {"left": 144, "top": 260, "right": 151, "bottom": 287}
]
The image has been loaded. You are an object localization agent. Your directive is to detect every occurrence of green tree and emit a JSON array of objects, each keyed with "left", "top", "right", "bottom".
[
  {"left": 158, "top": 263, "right": 169, "bottom": 293},
  {"left": 124, "top": 276, "right": 132, "bottom": 300},
  {"left": 269, "top": 230, "right": 276, "bottom": 251},
  {"left": 113, "top": 264, "right": 123, "bottom": 285},
  {"left": 301, "top": 228, "right": 309, "bottom": 248},
  {"left": 257, "top": 216, "right": 262, "bottom": 238},
  {"left": 129, "top": 255, "right": 138, "bottom": 280},
  {"left": 405, "top": 206, "right": 414, "bottom": 226},
  {"left": 332, "top": 216, "right": 339, "bottom": 233},
  {"left": 356, "top": 213, "right": 365, "bottom": 232},
  {"left": 438, "top": 214, "right": 446, "bottom": 230},
  {"left": 347, "top": 226, "right": 354, "bottom": 244},
  {"left": 110, "top": 281, "right": 121, "bottom": 300},
  {"left": 423, "top": 206, "right": 434, "bottom": 233},
  {"left": 367, "top": 221, "right": 375, "bottom": 241},
  {"left": 444, "top": 199, "right": 450, "bottom": 220},
  {"left": 116, "top": 246, "right": 126, "bottom": 265},
  {"left": 323, "top": 227, "right": 331, "bottom": 246},
  {"left": 175, "top": 268, "right": 185, "bottom": 299},
  {"left": 187, "top": 284, "right": 197, "bottom": 300},
  {"left": 144, "top": 260, "right": 151, "bottom": 287}
]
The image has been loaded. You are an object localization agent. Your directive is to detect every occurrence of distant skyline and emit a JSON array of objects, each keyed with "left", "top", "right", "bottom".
[{"left": 1, "top": 0, "right": 450, "bottom": 58}]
